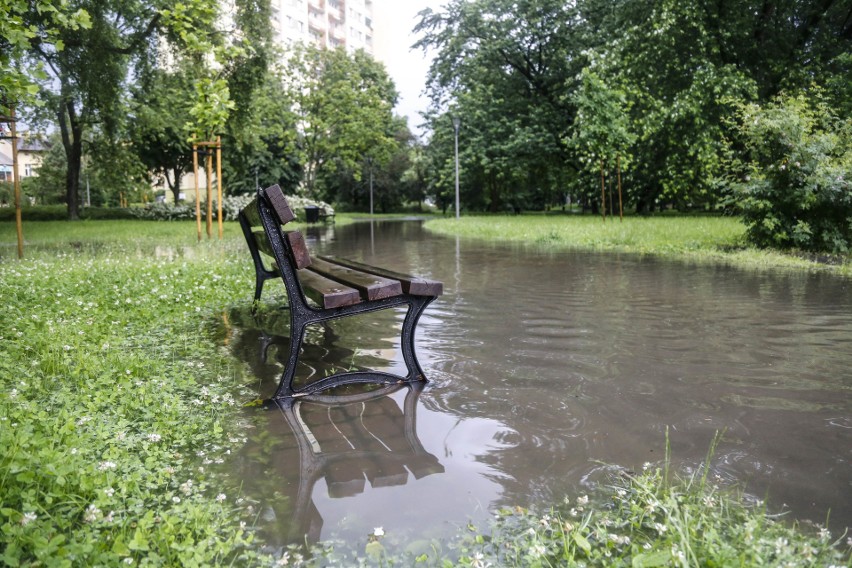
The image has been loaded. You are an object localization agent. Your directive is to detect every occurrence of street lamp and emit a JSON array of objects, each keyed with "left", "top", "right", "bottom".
[
  {"left": 367, "top": 156, "right": 374, "bottom": 216},
  {"left": 452, "top": 115, "right": 460, "bottom": 219}
]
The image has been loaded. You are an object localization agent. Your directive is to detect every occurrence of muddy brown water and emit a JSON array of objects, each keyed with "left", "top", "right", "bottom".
[{"left": 219, "top": 219, "right": 851, "bottom": 551}]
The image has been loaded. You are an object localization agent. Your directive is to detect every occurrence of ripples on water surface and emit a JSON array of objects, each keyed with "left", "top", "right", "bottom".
[{"left": 220, "top": 220, "right": 852, "bottom": 549}]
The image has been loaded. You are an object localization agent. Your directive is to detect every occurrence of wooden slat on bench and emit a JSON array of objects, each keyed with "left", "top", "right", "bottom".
[
  {"left": 308, "top": 257, "right": 403, "bottom": 301},
  {"left": 252, "top": 230, "right": 312, "bottom": 269},
  {"left": 264, "top": 184, "right": 296, "bottom": 225},
  {"left": 242, "top": 185, "right": 296, "bottom": 227},
  {"left": 318, "top": 256, "right": 443, "bottom": 296},
  {"left": 297, "top": 268, "right": 361, "bottom": 309}
]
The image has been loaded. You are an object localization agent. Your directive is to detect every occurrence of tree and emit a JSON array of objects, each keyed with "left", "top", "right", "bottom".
[
  {"left": 415, "top": 0, "right": 589, "bottom": 212},
  {"left": 282, "top": 45, "right": 399, "bottom": 200},
  {"left": 733, "top": 91, "right": 852, "bottom": 252},
  {"left": 0, "top": 0, "right": 90, "bottom": 113},
  {"left": 221, "top": 62, "right": 301, "bottom": 195},
  {"left": 571, "top": 68, "right": 635, "bottom": 217},
  {"left": 129, "top": 65, "right": 196, "bottom": 204}
]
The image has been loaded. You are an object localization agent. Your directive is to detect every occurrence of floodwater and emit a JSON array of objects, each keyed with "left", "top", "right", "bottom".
[{"left": 218, "top": 219, "right": 852, "bottom": 551}]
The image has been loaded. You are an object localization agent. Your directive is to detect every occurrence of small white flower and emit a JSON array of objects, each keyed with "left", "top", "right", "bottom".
[
  {"left": 98, "top": 461, "right": 117, "bottom": 471},
  {"left": 21, "top": 512, "right": 37, "bottom": 526},
  {"left": 70, "top": 448, "right": 78, "bottom": 455},
  {"left": 529, "top": 543, "right": 546, "bottom": 558},
  {"left": 123, "top": 558, "right": 134, "bottom": 565},
  {"left": 9, "top": 389, "right": 17, "bottom": 398},
  {"left": 146, "top": 433, "right": 162, "bottom": 443},
  {"left": 576, "top": 495, "right": 589, "bottom": 506},
  {"left": 84, "top": 504, "right": 101, "bottom": 523},
  {"left": 373, "top": 526, "right": 384, "bottom": 537},
  {"left": 63, "top": 345, "right": 72, "bottom": 351},
  {"left": 216, "top": 493, "right": 226, "bottom": 502},
  {"left": 653, "top": 522, "right": 667, "bottom": 533},
  {"left": 172, "top": 496, "right": 181, "bottom": 503},
  {"left": 104, "top": 487, "right": 115, "bottom": 497}
]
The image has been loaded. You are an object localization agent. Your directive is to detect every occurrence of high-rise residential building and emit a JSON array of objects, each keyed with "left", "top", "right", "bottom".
[{"left": 271, "top": 0, "right": 376, "bottom": 55}]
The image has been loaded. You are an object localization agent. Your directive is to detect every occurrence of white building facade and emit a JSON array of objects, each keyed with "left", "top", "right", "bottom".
[{"left": 272, "top": 0, "right": 376, "bottom": 55}]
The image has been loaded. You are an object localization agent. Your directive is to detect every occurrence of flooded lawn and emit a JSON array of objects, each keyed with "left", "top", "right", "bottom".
[{"left": 218, "top": 220, "right": 852, "bottom": 550}]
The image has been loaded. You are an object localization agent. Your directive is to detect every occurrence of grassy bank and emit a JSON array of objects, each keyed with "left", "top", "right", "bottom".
[
  {"left": 2, "top": 220, "right": 849, "bottom": 566},
  {"left": 0, "top": 231, "right": 271, "bottom": 565},
  {"left": 425, "top": 215, "right": 852, "bottom": 275}
]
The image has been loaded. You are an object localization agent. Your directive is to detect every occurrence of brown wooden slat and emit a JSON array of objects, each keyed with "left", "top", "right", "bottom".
[
  {"left": 264, "top": 184, "right": 296, "bottom": 225},
  {"left": 297, "top": 268, "right": 361, "bottom": 309},
  {"left": 252, "top": 230, "right": 312, "bottom": 269},
  {"left": 309, "top": 257, "right": 402, "bottom": 301},
  {"left": 284, "top": 231, "right": 311, "bottom": 269},
  {"left": 318, "top": 256, "right": 443, "bottom": 296}
]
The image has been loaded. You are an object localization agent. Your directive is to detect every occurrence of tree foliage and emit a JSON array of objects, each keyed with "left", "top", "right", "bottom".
[
  {"left": 282, "top": 45, "right": 399, "bottom": 200},
  {"left": 417, "top": 0, "right": 851, "bottom": 240},
  {"left": 734, "top": 91, "right": 852, "bottom": 252}
]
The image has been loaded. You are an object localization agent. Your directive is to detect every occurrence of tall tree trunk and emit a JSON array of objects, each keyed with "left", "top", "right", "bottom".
[
  {"left": 169, "top": 167, "right": 183, "bottom": 204},
  {"left": 58, "top": 92, "right": 83, "bottom": 220}
]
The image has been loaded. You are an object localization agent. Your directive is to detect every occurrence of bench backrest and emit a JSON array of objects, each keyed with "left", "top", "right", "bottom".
[{"left": 240, "top": 185, "right": 312, "bottom": 271}]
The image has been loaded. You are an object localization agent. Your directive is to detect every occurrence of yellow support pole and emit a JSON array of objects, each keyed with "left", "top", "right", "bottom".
[
  {"left": 206, "top": 150, "right": 213, "bottom": 239},
  {"left": 9, "top": 106, "right": 24, "bottom": 259},
  {"left": 193, "top": 144, "right": 201, "bottom": 242},
  {"left": 216, "top": 136, "right": 223, "bottom": 239}
]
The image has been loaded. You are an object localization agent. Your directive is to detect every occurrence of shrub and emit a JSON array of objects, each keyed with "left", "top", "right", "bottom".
[
  {"left": 733, "top": 91, "right": 852, "bottom": 252},
  {"left": 128, "top": 194, "right": 335, "bottom": 222}
]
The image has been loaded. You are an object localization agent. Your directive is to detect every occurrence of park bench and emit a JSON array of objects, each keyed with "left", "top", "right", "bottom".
[{"left": 238, "top": 184, "right": 442, "bottom": 399}]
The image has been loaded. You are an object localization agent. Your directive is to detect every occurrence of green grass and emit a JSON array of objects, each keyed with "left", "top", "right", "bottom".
[
  {"left": 2, "top": 220, "right": 850, "bottom": 566},
  {"left": 425, "top": 215, "right": 852, "bottom": 275},
  {"left": 0, "top": 226, "right": 271, "bottom": 565}
]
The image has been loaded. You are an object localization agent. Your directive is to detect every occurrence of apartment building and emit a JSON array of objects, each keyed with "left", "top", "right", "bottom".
[{"left": 272, "top": 0, "right": 376, "bottom": 55}]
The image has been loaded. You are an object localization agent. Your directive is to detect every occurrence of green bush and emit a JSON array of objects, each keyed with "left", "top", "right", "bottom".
[{"left": 734, "top": 91, "right": 852, "bottom": 252}]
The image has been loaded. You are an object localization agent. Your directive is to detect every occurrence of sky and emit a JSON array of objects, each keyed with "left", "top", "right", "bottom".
[{"left": 374, "top": 0, "right": 447, "bottom": 136}]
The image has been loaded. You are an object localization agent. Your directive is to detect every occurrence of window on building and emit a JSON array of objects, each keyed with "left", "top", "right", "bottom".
[{"left": 24, "top": 164, "right": 33, "bottom": 177}]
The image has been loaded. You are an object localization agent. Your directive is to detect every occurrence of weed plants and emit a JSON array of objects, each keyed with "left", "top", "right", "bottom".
[
  {"left": 431, "top": 440, "right": 852, "bottom": 568},
  {"left": 425, "top": 216, "right": 851, "bottom": 275},
  {"left": 0, "top": 236, "right": 271, "bottom": 565}
]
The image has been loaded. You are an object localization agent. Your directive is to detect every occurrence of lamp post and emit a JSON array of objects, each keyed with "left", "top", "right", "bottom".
[
  {"left": 452, "top": 115, "right": 460, "bottom": 219},
  {"left": 367, "top": 156, "right": 374, "bottom": 216}
]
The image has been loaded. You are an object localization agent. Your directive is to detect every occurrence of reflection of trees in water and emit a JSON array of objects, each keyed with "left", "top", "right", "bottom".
[{"left": 220, "top": 307, "right": 444, "bottom": 546}]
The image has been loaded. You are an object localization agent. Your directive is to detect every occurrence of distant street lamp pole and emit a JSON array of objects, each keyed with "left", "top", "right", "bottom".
[
  {"left": 452, "top": 115, "right": 460, "bottom": 219},
  {"left": 368, "top": 156, "right": 374, "bottom": 216}
]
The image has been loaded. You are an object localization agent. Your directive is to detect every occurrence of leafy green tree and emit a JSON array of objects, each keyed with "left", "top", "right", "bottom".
[
  {"left": 0, "top": 0, "right": 90, "bottom": 113},
  {"left": 221, "top": 62, "right": 301, "bottom": 195},
  {"left": 570, "top": 67, "right": 635, "bottom": 216},
  {"left": 416, "top": 0, "right": 587, "bottom": 212},
  {"left": 281, "top": 45, "right": 399, "bottom": 200},
  {"left": 129, "top": 65, "right": 196, "bottom": 204},
  {"left": 733, "top": 91, "right": 852, "bottom": 252}
]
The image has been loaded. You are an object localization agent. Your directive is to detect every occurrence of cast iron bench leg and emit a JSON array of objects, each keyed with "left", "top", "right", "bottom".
[{"left": 400, "top": 297, "right": 433, "bottom": 382}]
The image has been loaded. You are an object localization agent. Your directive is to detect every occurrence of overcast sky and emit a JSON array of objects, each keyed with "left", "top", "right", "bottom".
[{"left": 374, "top": 0, "right": 447, "bottom": 136}]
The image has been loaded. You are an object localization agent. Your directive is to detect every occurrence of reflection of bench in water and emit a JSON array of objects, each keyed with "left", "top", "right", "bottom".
[{"left": 265, "top": 383, "right": 444, "bottom": 543}]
